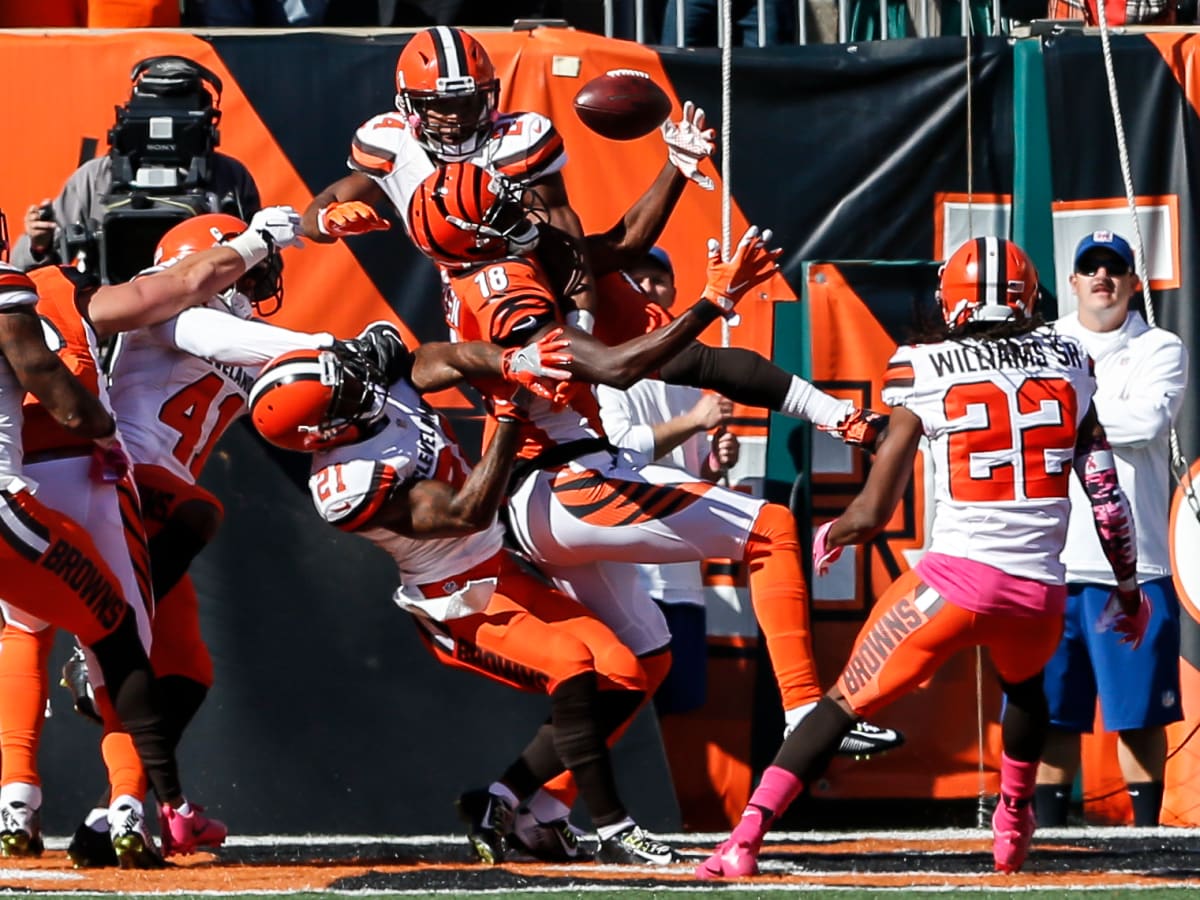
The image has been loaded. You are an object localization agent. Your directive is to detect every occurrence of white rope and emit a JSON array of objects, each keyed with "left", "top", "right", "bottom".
[
  {"left": 963, "top": 14, "right": 985, "bottom": 817},
  {"left": 721, "top": 0, "right": 734, "bottom": 350},
  {"left": 1095, "top": 3, "right": 1197, "bottom": 515}
]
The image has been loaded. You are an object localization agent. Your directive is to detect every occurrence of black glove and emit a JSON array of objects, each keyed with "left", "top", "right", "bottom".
[{"left": 333, "top": 323, "right": 411, "bottom": 385}]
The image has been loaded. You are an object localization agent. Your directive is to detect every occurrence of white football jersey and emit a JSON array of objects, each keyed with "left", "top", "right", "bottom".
[
  {"left": 0, "top": 264, "right": 37, "bottom": 492},
  {"left": 310, "top": 378, "right": 504, "bottom": 621},
  {"left": 882, "top": 327, "right": 1095, "bottom": 582},
  {"left": 110, "top": 303, "right": 332, "bottom": 483},
  {"left": 347, "top": 110, "right": 567, "bottom": 227}
]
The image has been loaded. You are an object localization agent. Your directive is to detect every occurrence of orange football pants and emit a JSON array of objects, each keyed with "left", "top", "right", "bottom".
[
  {"left": 414, "top": 554, "right": 647, "bottom": 697},
  {"left": 0, "top": 488, "right": 133, "bottom": 790},
  {"left": 836, "top": 569, "right": 1065, "bottom": 718}
]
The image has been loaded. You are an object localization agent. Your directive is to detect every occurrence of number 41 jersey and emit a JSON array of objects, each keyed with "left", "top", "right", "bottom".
[{"left": 882, "top": 327, "right": 1095, "bottom": 583}]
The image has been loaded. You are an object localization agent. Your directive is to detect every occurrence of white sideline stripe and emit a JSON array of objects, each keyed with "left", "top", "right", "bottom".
[
  {"left": 0, "top": 868, "right": 81, "bottom": 880},
  {"left": 37, "top": 824, "right": 1197, "bottom": 850}
]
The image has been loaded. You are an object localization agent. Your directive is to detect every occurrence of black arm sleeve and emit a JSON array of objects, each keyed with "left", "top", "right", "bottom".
[{"left": 658, "top": 342, "right": 793, "bottom": 412}]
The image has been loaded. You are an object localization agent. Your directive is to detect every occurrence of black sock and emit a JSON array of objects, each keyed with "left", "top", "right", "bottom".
[
  {"left": 157, "top": 675, "right": 209, "bottom": 747},
  {"left": 549, "top": 673, "right": 626, "bottom": 829},
  {"left": 773, "top": 696, "right": 854, "bottom": 781},
  {"left": 1127, "top": 781, "right": 1163, "bottom": 827},
  {"left": 1034, "top": 784, "right": 1070, "bottom": 826},
  {"left": 501, "top": 722, "right": 559, "bottom": 800},
  {"left": 89, "top": 610, "right": 182, "bottom": 805}
]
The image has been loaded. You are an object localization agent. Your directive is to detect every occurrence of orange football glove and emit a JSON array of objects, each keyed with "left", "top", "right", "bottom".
[
  {"left": 499, "top": 328, "right": 573, "bottom": 402},
  {"left": 819, "top": 407, "right": 889, "bottom": 452},
  {"left": 701, "top": 225, "right": 782, "bottom": 313},
  {"left": 317, "top": 201, "right": 391, "bottom": 238}
]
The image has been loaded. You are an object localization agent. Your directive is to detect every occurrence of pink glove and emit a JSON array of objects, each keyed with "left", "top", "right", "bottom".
[
  {"left": 91, "top": 436, "right": 130, "bottom": 484},
  {"left": 1096, "top": 587, "right": 1152, "bottom": 651},
  {"left": 812, "top": 520, "right": 844, "bottom": 577}
]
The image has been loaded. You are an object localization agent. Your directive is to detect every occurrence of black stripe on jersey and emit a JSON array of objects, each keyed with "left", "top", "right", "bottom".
[
  {"left": 349, "top": 138, "right": 397, "bottom": 179},
  {"left": 0, "top": 491, "right": 51, "bottom": 561}
]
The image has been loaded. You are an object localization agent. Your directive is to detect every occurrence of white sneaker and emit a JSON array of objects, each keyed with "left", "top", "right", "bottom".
[
  {"left": 0, "top": 800, "right": 43, "bottom": 857},
  {"left": 109, "top": 799, "right": 164, "bottom": 869}
]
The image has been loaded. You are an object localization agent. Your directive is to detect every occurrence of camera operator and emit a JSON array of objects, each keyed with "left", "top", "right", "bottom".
[{"left": 12, "top": 55, "right": 260, "bottom": 282}]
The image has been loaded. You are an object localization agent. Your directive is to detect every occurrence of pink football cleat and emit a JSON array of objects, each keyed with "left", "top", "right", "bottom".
[
  {"left": 159, "top": 804, "right": 227, "bottom": 858},
  {"left": 991, "top": 796, "right": 1035, "bottom": 873},
  {"left": 695, "top": 837, "right": 760, "bottom": 879}
]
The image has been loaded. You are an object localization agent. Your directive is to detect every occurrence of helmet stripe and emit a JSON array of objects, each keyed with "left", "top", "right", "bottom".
[
  {"left": 433, "top": 26, "right": 465, "bottom": 80},
  {"left": 249, "top": 360, "right": 325, "bottom": 410}
]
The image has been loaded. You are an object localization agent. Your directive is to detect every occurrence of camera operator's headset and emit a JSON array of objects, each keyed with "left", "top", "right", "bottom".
[{"left": 127, "top": 55, "right": 224, "bottom": 115}]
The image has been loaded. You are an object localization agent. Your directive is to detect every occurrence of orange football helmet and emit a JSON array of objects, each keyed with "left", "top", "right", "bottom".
[
  {"left": 154, "top": 213, "right": 285, "bottom": 317},
  {"left": 394, "top": 26, "right": 500, "bottom": 157},
  {"left": 407, "top": 161, "right": 539, "bottom": 268},
  {"left": 249, "top": 348, "right": 385, "bottom": 452},
  {"left": 938, "top": 236, "right": 1038, "bottom": 329}
]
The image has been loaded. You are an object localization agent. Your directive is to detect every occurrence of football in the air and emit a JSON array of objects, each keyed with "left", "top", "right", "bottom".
[{"left": 573, "top": 69, "right": 672, "bottom": 141}]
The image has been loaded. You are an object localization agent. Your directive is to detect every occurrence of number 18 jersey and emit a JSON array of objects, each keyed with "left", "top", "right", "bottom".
[{"left": 882, "top": 327, "right": 1095, "bottom": 583}]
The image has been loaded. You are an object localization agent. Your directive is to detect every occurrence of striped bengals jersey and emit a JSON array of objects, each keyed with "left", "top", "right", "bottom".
[
  {"left": 882, "top": 327, "right": 1095, "bottom": 582},
  {"left": 0, "top": 263, "right": 39, "bottom": 491},
  {"left": 22, "top": 265, "right": 109, "bottom": 457},
  {"left": 309, "top": 376, "right": 503, "bottom": 621},
  {"left": 442, "top": 255, "right": 605, "bottom": 460},
  {"left": 347, "top": 109, "right": 566, "bottom": 228},
  {"left": 109, "top": 301, "right": 332, "bottom": 484}
]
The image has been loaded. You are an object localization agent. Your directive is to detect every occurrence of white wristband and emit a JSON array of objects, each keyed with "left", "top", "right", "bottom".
[
  {"left": 224, "top": 230, "right": 270, "bottom": 269},
  {"left": 316, "top": 206, "right": 332, "bottom": 237}
]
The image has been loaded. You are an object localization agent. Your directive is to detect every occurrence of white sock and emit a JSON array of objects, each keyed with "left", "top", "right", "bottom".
[
  {"left": 488, "top": 782, "right": 520, "bottom": 809},
  {"left": 596, "top": 817, "right": 636, "bottom": 841},
  {"left": 782, "top": 377, "right": 853, "bottom": 428},
  {"left": 176, "top": 798, "right": 192, "bottom": 816},
  {"left": 526, "top": 789, "right": 571, "bottom": 823},
  {"left": 0, "top": 782, "right": 41, "bottom": 809}
]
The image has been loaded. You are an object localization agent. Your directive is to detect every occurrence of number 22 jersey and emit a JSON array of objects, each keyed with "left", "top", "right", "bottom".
[{"left": 882, "top": 327, "right": 1095, "bottom": 583}]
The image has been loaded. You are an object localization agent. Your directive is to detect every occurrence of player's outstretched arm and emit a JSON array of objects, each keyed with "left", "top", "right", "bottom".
[
  {"left": 827, "top": 406, "right": 922, "bottom": 546},
  {"left": 301, "top": 172, "right": 389, "bottom": 242},
  {"left": 410, "top": 330, "right": 573, "bottom": 401},
  {"left": 89, "top": 206, "right": 303, "bottom": 338},
  {"left": 372, "top": 417, "right": 524, "bottom": 539},
  {"left": 552, "top": 226, "right": 780, "bottom": 388},
  {"left": 0, "top": 305, "right": 115, "bottom": 440},
  {"left": 585, "top": 101, "right": 716, "bottom": 277}
]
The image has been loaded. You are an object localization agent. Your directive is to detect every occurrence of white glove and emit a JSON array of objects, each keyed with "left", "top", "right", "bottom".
[
  {"left": 249, "top": 205, "right": 304, "bottom": 250},
  {"left": 662, "top": 100, "right": 715, "bottom": 191}
]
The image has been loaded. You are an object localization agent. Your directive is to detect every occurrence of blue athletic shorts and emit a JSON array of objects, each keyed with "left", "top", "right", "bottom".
[
  {"left": 652, "top": 601, "right": 707, "bottom": 717},
  {"left": 1043, "top": 576, "right": 1182, "bottom": 733}
]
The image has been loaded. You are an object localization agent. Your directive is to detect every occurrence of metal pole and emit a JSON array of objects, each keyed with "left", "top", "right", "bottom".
[
  {"left": 838, "top": 0, "right": 848, "bottom": 43},
  {"left": 992, "top": 0, "right": 1001, "bottom": 35},
  {"left": 758, "top": 0, "right": 767, "bottom": 46},
  {"left": 677, "top": 0, "right": 687, "bottom": 47},
  {"left": 961, "top": 0, "right": 969, "bottom": 36},
  {"left": 879, "top": 0, "right": 888, "bottom": 38},
  {"left": 636, "top": 0, "right": 646, "bottom": 44},
  {"left": 604, "top": 0, "right": 614, "bottom": 38},
  {"left": 797, "top": 0, "right": 807, "bottom": 43}
]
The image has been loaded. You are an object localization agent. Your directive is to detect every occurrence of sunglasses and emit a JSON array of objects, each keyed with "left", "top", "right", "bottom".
[{"left": 1075, "top": 253, "right": 1130, "bottom": 277}]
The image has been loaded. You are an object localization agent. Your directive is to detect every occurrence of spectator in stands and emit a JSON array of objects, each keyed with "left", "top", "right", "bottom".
[
  {"left": 1047, "top": 0, "right": 1175, "bottom": 25},
  {"left": 661, "top": 0, "right": 795, "bottom": 45},
  {"left": 1036, "top": 231, "right": 1190, "bottom": 827},
  {"left": 13, "top": 56, "right": 259, "bottom": 276}
]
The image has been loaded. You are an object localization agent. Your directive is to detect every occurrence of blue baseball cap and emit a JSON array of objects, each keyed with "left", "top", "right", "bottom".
[
  {"left": 645, "top": 246, "right": 673, "bottom": 276},
  {"left": 1073, "top": 231, "right": 1135, "bottom": 270}
]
